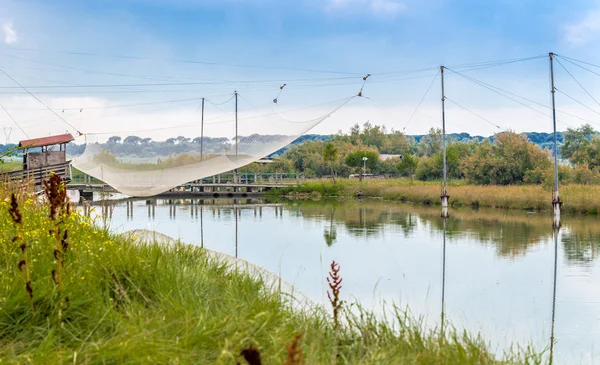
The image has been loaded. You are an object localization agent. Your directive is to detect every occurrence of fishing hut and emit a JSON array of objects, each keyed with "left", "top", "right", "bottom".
[{"left": 7, "top": 133, "right": 74, "bottom": 186}]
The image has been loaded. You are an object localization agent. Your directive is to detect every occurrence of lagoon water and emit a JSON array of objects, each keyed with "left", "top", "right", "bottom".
[{"left": 87, "top": 197, "right": 600, "bottom": 364}]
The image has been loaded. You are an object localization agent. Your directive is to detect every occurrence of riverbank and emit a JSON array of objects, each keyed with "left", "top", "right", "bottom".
[
  {"left": 0, "top": 189, "right": 542, "bottom": 364},
  {"left": 268, "top": 178, "right": 600, "bottom": 215}
]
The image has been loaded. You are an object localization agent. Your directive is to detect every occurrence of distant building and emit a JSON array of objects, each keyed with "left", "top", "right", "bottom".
[{"left": 379, "top": 154, "right": 403, "bottom": 162}]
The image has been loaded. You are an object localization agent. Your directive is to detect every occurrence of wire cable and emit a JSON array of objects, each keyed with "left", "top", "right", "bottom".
[
  {"left": 444, "top": 97, "right": 502, "bottom": 130},
  {"left": 0, "top": 103, "right": 29, "bottom": 138},
  {"left": 555, "top": 88, "right": 600, "bottom": 117},
  {"left": 402, "top": 71, "right": 439, "bottom": 132},
  {"left": 445, "top": 68, "right": 585, "bottom": 128},
  {"left": 555, "top": 57, "right": 600, "bottom": 110},
  {"left": 2, "top": 46, "right": 362, "bottom": 75},
  {"left": 0, "top": 67, "right": 82, "bottom": 135}
]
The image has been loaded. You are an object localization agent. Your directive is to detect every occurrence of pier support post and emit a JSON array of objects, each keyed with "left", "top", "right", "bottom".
[
  {"left": 441, "top": 194, "right": 450, "bottom": 218},
  {"left": 553, "top": 191, "right": 561, "bottom": 228}
]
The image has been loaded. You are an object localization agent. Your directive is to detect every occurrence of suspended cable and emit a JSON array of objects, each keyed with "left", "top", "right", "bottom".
[
  {"left": 0, "top": 103, "right": 29, "bottom": 138},
  {"left": 554, "top": 57, "right": 600, "bottom": 110},
  {"left": 445, "top": 68, "right": 586, "bottom": 128},
  {"left": 3, "top": 46, "right": 362, "bottom": 75},
  {"left": 449, "top": 55, "right": 546, "bottom": 70},
  {"left": 555, "top": 88, "right": 600, "bottom": 117},
  {"left": 205, "top": 94, "right": 235, "bottom": 106},
  {"left": 554, "top": 56, "right": 600, "bottom": 79},
  {"left": 402, "top": 71, "right": 439, "bottom": 132},
  {"left": 0, "top": 68, "right": 83, "bottom": 135},
  {"left": 444, "top": 97, "right": 502, "bottom": 130},
  {"left": 555, "top": 54, "right": 600, "bottom": 70},
  {"left": 90, "top": 95, "right": 356, "bottom": 135}
]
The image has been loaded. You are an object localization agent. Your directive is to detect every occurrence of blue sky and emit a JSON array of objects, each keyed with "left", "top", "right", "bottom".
[{"left": 1, "top": 0, "right": 600, "bottom": 141}]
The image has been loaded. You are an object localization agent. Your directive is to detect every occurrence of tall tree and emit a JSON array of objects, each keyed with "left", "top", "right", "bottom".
[
  {"left": 561, "top": 124, "right": 596, "bottom": 163},
  {"left": 397, "top": 154, "right": 418, "bottom": 183},
  {"left": 322, "top": 142, "right": 338, "bottom": 183},
  {"left": 418, "top": 128, "right": 443, "bottom": 157}
]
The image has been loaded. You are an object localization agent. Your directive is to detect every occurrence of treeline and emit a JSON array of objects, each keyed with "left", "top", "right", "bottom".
[{"left": 242, "top": 122, "right": 600, "bottom": 186}]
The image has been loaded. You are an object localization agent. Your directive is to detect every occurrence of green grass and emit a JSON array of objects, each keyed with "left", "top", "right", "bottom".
[
  {"left": 0, "top": 190, "right": 542, "bottom": 364},
  {"left": 0, "top": 160, "right": 22, "bottom": 173}
]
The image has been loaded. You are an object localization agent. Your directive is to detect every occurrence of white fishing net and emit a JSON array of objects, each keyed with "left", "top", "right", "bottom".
[{"left": 72, "top": 96, "right": 354, "bottom": 196}]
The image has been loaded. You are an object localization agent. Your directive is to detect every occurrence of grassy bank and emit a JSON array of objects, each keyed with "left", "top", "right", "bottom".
[
  {"left": 268, "top": 178, "right": 600, "bottom": 215},
  {"left": 0, "top": 187, "right": 542, "bottom": 364}
]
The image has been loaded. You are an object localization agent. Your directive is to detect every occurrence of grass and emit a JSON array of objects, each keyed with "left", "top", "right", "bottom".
[
  {"left": 270, "top": 178, "right": 600, "bottom": 215},
  {"left": 0, "top": 160, "right": 22, "bottom": 173},
  {"left": 0, "top": 186, "right": 543, "bottom": 364}
]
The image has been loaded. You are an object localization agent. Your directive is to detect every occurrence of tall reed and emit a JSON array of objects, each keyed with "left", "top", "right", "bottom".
[
  {"left": 9, "top": 193, "right": 34, "bottom": 313},
  {"left": 43, "top": 174, "right": 71, "bottom": 292}
]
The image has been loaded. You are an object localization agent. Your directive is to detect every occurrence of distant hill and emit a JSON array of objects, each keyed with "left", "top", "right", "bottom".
[{"left": 0, "top": 132, "right": 565, "bottom": 160}]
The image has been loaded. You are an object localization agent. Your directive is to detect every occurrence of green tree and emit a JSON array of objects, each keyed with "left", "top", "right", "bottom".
[
  {"left": 461, "top": 131, "right": 551, "bottom": 185},
  {"left": 560, "top": 124, "right": 596, "bottom": 162},
  {"left": 322, "top": 142, "right": 338, "bottom": 183},
  {"left": 415, "top": 142, "right": 474, "bottom": 181},
  {"left": 345, "top": 150, "right": 379, "bottom": 170},
  {"left": 418, "top": 128, "right": 443, "bottom": 157},
  {"left": 397, "top": 154, "right": 418, "bottom": 182}
]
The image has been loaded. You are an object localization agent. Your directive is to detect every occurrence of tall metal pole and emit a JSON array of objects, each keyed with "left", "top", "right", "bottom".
[
  {"left": 200, "top": 97, "right": 205, "bottom": 161},
  {"left": 235, "top": 91, "right": 238, "bottom": 157},
  {"left": 549, "top": 53, "right": 561, "bottom": 227},
  {"left": 440, "top": 66, "right": 449, "bottom": 218},
  {"left": 234, "top": 91, "right": 238, "bottom": 187}
]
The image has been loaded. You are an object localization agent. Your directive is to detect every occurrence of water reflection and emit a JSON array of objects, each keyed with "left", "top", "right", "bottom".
[
  {"left": 441, "top": 217, "right": 447, "bottom": 334},
  {"left": 290, "top": 200, "right": 600, "bottom": 266},
  {"left": 549, "top": 227, "right": 559, "bottom": 365},
  {"left": 82, "top": 197, "right": 600, "bottom": 363}
]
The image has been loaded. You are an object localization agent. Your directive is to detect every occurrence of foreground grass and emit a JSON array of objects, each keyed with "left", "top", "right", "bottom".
[
  {"left": 0, "top": 192, "right": 542, "bottom": 364},
  {"left": 0, "top": 160, "right": 22, "bottom": 173},
  {"left": 270, "top": 178, "right": 600, "bottom": 215}
]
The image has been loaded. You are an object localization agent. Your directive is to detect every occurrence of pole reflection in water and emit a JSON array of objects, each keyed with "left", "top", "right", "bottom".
[
  {"left": 549, "top": 226, "right": 559, "bottom": 365},
  {"left": 200, "top": 204, "right": 204, "bottom": 248},
  {"left": 441, "top": 217, "right": 447, "bottom": 334},
  {"left": 235, "top": 206, "right": 238, "bottom": 258}
]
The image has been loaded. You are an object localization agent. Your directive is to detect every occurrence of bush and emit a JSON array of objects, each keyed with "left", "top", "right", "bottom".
[{"left": 461, "top": 132, "right": 551, "bottom": 185}]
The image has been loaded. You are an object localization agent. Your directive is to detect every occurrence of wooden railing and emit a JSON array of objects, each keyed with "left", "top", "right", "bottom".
[{"left": 5, "top": 162, "right": 72, "bottom": 186}]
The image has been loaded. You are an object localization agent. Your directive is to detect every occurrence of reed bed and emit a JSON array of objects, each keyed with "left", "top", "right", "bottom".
[{"left": 275, "top": 178, "right": 600, "bottom": 215}]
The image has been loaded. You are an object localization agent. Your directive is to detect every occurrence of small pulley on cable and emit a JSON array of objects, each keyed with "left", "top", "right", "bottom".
[
  {"left": 273, "top": 84, "right": 287, "bottom": 104},
  {"left": 358, "top": 74, "right": 371, "bottom": 97}
]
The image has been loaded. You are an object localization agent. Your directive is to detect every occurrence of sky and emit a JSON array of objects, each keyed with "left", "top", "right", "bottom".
[{"left": 2, "top": 0, "right": 600, "bottom": 142}]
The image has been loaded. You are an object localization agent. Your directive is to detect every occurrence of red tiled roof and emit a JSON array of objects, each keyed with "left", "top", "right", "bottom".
[{"left": 19, "top": 133, "right": 75, "bottom": 148}]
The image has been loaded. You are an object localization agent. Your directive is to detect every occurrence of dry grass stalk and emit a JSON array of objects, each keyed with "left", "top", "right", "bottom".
[
  {"left": 9, "top": 193, "right": 34, "bottom": 313},
  {"left": 283, "top": 333, "right": 305, "bottom": 365},
  {"left": 327, "top": 260, "right": 343, "bottom": 329},
  {"left": 43, "top": 174, "right": 71, "bottom": 292}
]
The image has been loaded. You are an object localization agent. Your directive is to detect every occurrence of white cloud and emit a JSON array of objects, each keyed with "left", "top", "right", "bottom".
[
  {"left": 328, "top": 0, "right": 406, "bottom": 16},
  {"left": 2, "top": 22, "right": 18, "bottom": 44},
  {"left": 564, "top": 9, "right": 600, "bottom": 45}
]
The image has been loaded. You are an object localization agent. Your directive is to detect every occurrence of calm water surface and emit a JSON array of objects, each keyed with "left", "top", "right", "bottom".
[{"left": 86, "top": 197, "right": 600, "bottom": 364}]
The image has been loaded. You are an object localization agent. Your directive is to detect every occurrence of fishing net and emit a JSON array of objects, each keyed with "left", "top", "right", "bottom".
[{"left": 72, "top": 96, "right": 354, "bottom": 197}]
